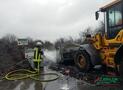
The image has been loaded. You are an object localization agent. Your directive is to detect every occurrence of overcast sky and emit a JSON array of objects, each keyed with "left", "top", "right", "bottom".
[{"left": 0, "top": 0, "right": 113, "bottom": 42}]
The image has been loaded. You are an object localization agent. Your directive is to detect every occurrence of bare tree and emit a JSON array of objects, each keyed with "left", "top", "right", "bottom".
[
  {"left": 78, "top": 27, "right": 93, "bottom": 44},
  {"left": 54, "top": 38, "right": 65, "bottom": 49},
  {"left": 2, "top": 34, "right": 17, "bottom": 44},
  {"left": 0, "top": 34, "right": 26, "bottom": 73},
  {"left": 44, "top": 41, "right": 54, "bottom": 50},
  {"left": 95, "top": 21, "right": 105, "bottom": 35},
  {"left": 26, "top": 37, "right": 35, "bottom": 48}
]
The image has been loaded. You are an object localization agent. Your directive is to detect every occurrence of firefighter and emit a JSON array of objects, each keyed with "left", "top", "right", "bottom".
[{"left": 33, "top": 42, "right": 44, "bottom": 72}]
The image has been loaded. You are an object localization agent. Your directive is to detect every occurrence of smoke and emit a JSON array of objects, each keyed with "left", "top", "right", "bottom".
[{"left": 44, "top": 50, "right": 59, "bottom": 63}]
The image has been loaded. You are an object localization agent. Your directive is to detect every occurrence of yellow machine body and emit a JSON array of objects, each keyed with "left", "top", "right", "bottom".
[
  {"left": 92, "top": 30, "right": 123, "bottom": 68},
  {"left": 91, "top": 0, "right": 123, "bottom": 69}
]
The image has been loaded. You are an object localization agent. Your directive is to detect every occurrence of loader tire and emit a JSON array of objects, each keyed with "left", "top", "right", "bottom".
[{"left": 74, "top": 50, "right": 91, "bottom": 72}]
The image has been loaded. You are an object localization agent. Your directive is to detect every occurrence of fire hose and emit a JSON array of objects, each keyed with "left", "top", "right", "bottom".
[
  {"left": 0, "top": 60, "right": 60, "bottom": 82},
  {"left": 4, "top": 69, "right": 60, "bottom": 82}
]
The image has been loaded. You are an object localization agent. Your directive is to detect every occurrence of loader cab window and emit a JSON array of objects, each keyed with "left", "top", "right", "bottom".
[{"left": 107, "top": 2, "right": 123, "bottom": 39}]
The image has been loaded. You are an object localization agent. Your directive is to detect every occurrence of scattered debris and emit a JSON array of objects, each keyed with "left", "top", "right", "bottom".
[{"left": 49, "top": 64, "right": 120, "bottom": 87}]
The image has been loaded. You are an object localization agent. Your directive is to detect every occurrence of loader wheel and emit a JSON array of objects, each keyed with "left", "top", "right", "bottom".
[{"left": 74, "top": 50, "right": 91, "bottom": 72}]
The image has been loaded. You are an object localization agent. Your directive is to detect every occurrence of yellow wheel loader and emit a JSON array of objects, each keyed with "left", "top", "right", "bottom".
[
  {"left": 73, "top": 0, "right": 123, "bottom": 80},
  {"left": 56, "top": 0, "right": 123, "bottom": 86}
]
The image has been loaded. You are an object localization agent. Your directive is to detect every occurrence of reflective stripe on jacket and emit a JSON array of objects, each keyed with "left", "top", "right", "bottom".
[{"left": 33, "top": 47, "right": 42, "bottom": 62}]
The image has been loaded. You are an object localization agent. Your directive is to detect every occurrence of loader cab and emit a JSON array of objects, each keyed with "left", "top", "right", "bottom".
[{"left": 96, "top": 0, "right": 123, "bottom": 39}]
